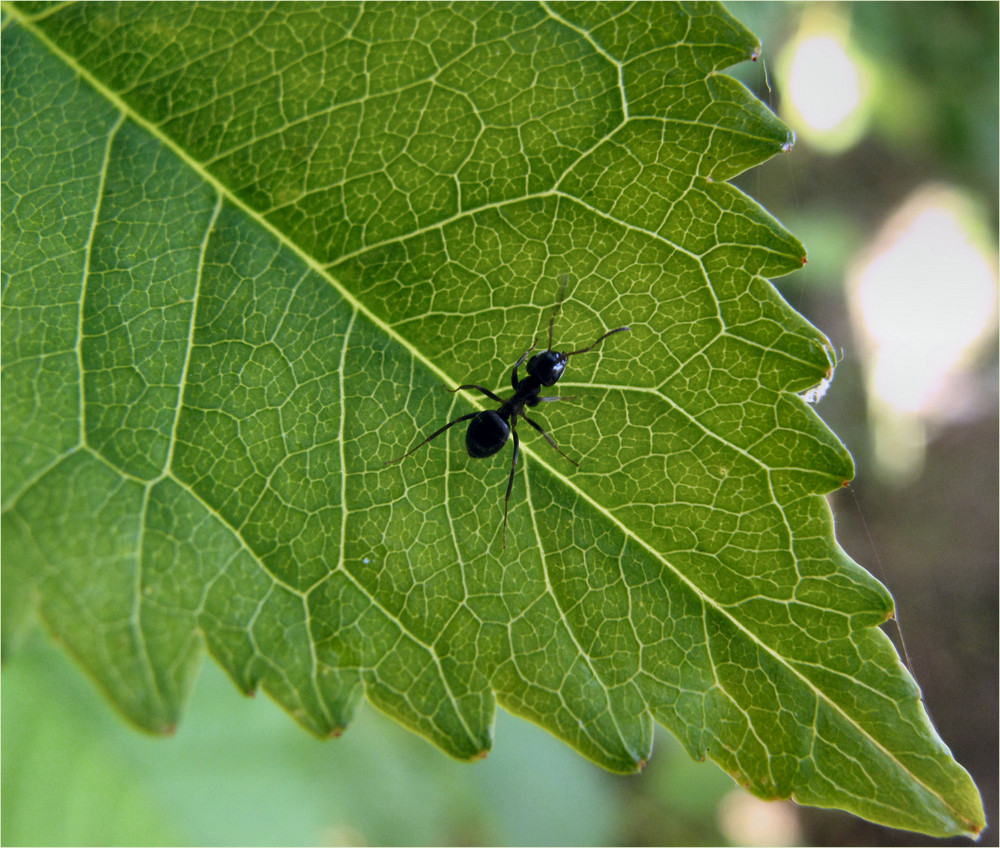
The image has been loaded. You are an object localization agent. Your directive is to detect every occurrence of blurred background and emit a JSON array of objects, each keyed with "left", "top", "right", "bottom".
[{"left": 4, "top": 3, "right": 996, "bottom": 845}]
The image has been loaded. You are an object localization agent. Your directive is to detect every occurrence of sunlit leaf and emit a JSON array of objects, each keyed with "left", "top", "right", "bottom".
[{"left": 1, "top": 1, "right": 984, "bottom": 838}]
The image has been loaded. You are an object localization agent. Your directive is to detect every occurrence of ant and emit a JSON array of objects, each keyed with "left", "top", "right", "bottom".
[{"left": 385, "top": 279, "right": 630, "bottom": 548}]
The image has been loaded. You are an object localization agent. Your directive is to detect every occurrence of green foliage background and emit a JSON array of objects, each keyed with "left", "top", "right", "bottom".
[{"left": 2, "top": 1, "right": 986, "bottom": 843}]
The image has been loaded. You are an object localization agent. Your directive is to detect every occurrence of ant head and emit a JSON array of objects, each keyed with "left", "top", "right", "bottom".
[{"left": 526, "top": 349, "right": 568, "bottom": 386}]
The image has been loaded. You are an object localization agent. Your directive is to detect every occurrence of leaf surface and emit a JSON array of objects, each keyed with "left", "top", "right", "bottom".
[{"left": 1, "top": 1, "right": 984, "bottom": 837}]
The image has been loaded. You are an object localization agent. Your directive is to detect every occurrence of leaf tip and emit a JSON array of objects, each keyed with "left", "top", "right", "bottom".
[{"left": 968, "top": 820, "right": 987, "bottom": 841}]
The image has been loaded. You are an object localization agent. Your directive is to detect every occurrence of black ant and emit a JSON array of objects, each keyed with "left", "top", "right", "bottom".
[{"left": 385, "top": 280, "right": 630, "bottom": 548}]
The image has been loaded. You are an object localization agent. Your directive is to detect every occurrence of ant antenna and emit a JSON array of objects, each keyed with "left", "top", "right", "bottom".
[
  {"left": 543, "top": 274, "right": 630, "bottom": 357},
  {"left": 566, "top": 325, "right": 631, "bottom": 357},
  {"left": 546, "top": 273, "right": 570, "bottom": 350}
]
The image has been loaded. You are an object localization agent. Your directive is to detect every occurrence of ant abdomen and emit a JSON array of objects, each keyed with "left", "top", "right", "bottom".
[{"left": 466, "top": 411, "right": 509, "bottom": 458}]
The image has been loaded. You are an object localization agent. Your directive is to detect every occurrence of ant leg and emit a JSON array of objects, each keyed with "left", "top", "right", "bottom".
[
  {"left": 566, "top": 325, "right": 631, "bottom": 357},
  {"left": 521, "top": 413, "right": 579, "bottom": 467},
  {"left": 448, "top": 384, "right": 504, "bottom": 404},
  {"left": 511, "top": 338, "right": 538, "bottom": 390},
  {"left": 384, "top": 412, "right": 478, "bottom": 465},
  {"left": 502, "top": 425, "right": 521, "bottom": 549}
]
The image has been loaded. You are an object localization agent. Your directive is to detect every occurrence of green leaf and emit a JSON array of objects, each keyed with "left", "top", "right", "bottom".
[{"left": 1, "top": 1, "right": 984, "bottom": 838}]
